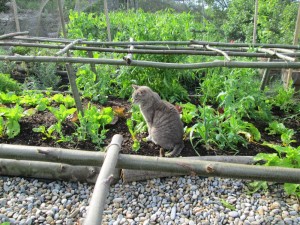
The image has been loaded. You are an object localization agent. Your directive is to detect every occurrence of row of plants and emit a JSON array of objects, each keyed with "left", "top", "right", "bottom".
[{"left": 0, "top": 81, "right": 114, "bottom": 149}]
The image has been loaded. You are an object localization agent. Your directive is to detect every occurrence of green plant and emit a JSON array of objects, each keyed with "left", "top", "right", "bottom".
[
  {"left": 52, "top": 93, "right": 75, "bottom": 108},
  {"left": 33, "top": 125, "right": 56, "bottom": 140},
  {"left": 75, "top": 65, "right": 110, "bottom": 103},
  {"left": 183, "top": 102, "right": 260, "bottom": 153},
  {"left": 68, "top": 10, "right": 202, "bottom": 101},
  {"left": 74, "top": 104, "right": 114, "bottom": 148},
  {"left": 266, "top": 121, "right": 295, "bottom": 146},
  {"left": 0, "top": 92, "right": 20, "bottom": 104},
  {"left": 270, "top": 84, "right": 295, "bottom": 113},
  {"left": 0, "top": 105, "right": 35, "bottom": 138},
  {"left": 126, "top": 104, "right": 147, "bottom": 151},
  {"left": 27, "top": 62, "right": 61, "bottom": 90},
  {"left": 254, "top": 143, "right": 300, "bottom": 197},
  {"left": 47, "top": 104, "right": 77, "bottom": 142},
  {"left": 0, "top": 74, "right": 22, "bottom": 93}
]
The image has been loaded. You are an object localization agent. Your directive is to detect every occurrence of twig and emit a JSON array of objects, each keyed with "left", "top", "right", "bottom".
[
  {"left": 55, "top": 39, "right": 83, "bottom": 56},
  {"left": 205, "top": 45, "right": 231, "bottom": 61},
  {"left": 258, "top": 48, "right": 296, "bottom": 62}
]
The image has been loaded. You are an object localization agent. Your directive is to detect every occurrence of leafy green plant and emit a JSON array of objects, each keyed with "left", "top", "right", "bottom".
[
  {"left": 74, "top": 104, "right": 114, "bottom": 148},
  {"left": 183, "top": 102, "right": 260, "bottom": 153},
  {"left": 0, "top": 92, "right": 20, "bottom": 104},
  {"left": 266, "top": 121, "right": 295, "bottom": 146},
  {"left": 33, "top": 125, "right": 56, "bottom": 140},
  {"left": 0, "top": 105, "right": 35, "bottom": 138},
  {"left": 0, "top": 74, "right": 22, "bottom": 93},
  {"left": 254, "top": 143, "right": 300, "bottom": 197},
  {"left": 126, "top": 104, "right": 147, "bottom": 151},
  {"left": 270, "top": 84, "right": 295, "bottom": 113},
  {"left": 46, "top": 105, "right": 77, "bottom": 142},
  {"left": 52, "top": 93, "right": 75, "bottom": 108}
]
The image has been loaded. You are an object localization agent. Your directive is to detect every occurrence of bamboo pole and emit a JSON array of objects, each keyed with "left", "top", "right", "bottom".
[
  {"left": 0, "top": 158, "right": 100, "bottom": 183},
  {"left": 84, "top": 134, "right": 123, "bottom": 225},
  {"left": 123, "top": 37, "right": 134, "bottom": 64},
  {"left": 11, "top": 36, "right": 300, "bottom": 50},
  {"left": 1, "top": 41, "right": 300, "bottom": 58},
  {"left": 1, "top": 55, "right": 300, "bottom": 69},
  {"left": 0, "top": 144, "right": 300, "bottom": 183},
  {"left": 57, "top": 0, "right": 84, "bottom": 115}
]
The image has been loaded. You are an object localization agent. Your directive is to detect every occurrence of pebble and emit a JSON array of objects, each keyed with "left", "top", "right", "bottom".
[{"left": 0, "top": 176, "right": 299, "bottom": 224}]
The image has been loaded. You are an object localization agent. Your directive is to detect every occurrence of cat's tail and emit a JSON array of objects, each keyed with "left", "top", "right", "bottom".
[{"left": 165, "top": 142, "right": 184, "bottom": 157}]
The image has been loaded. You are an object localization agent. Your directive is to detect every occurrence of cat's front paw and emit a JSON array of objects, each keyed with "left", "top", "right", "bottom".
[{"left": 145, "top": 135, "right": 152, "bottom": 142}]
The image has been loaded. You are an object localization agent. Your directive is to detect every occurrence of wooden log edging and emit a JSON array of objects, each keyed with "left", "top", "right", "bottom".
[
  {"left": 0, "top": 143, "right": 300, "bottom": 184},
  {"left": 84, "top": 134, "right": 123, "bottom": 225},
  {"left": 0, "top": 158, "right": 100, "bottom": 183},
  {"left": 121, "top": 156, "right": 254, "bottom": 183}
]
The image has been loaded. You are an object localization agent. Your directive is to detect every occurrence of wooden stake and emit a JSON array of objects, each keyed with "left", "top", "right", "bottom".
[
  {"left": 285, "top": 2, "right": 300, "bottom": 89},
  {"left": 57, "top": 0, "right": 84, "bottom": 115},
  {"left": 11, "top": 0, "right": 20, "bottom": 32}
]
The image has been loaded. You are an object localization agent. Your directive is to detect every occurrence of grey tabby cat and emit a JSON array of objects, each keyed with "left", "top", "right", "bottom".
[{"left": 132, "top": 85, "right": 184, "bottom": 157}]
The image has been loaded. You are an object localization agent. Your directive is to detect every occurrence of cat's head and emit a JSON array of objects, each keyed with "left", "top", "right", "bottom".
[{"left": 132, "top": 85, "right": 155, "bottom": 105}]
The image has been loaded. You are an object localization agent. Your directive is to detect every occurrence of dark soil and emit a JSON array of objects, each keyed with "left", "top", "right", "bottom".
[{"left": 1, "top": 97, "right": 299, "bottom": 157}]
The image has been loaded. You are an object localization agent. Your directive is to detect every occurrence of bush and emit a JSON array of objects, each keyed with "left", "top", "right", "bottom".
[{"left": 0, "top": 73, "right": 22, "bottom": 93}]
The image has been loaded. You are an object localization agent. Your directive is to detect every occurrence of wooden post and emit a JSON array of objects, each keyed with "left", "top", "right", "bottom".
[
  {"left": 11, "top": 0, "right": 20, "bottom": 32},
  {"left": 84, "top": 134, "right": 123, "bottom": 225},
  {"left": 285, "top": 2, "right": 300, "bottom": 89},
  {"left": 104, "top": 0, "right": 112, "bottom": 42},
  {"left": 253, "top": 0, "right": 258, "bottom": 44},
  {"left": 57, "top": 0, "right": 84, "bottom": 115}
]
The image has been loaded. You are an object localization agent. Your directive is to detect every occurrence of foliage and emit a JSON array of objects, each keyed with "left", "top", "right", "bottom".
[
  {"left": 27, "top": 62, "right": 61, "bottom": 90},
  {"left": 222, "top": 0, "right": 297, "bottom": 43},
  {"left": 199, "top": 68, "right": 272, "bottom": 121},
  {"left": 49, "top": 105, "right": 76, "bottom": 141},
  {"left": 52, "top": 93, "right": 75, "bottom": 108},
  {"left": 181, "top": 102, "right": 260, "bottom": 153},
  {"left": 126, "top": 104, "right": 147, "bottom": 151},
  {"left": 254, "top": 142, "right": 300, "bottom": 197},
  {"left": 269, "top": 84, "right": 296, "bottom": 113},
  {"left": 74, "top": 104, "right": 114, "bottom": 149},
  {"left": 266, "top": 121, "right": 295, "bottom": 146},
  {"left": 75, "top": 65, "right": 110, "bottom": 103},
  {"left": 68, "top": 10, "right": 202, "bottom": 102},
  {"left": 0, "top": 105, "right": 35, "bottom": 139},
  {"left": 0, "top": 74, "right": 22, "bottom": 93}
]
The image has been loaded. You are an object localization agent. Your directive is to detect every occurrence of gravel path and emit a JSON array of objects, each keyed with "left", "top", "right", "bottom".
[{"left": 0, "top": 175, "right": 299, "bottom": 225}]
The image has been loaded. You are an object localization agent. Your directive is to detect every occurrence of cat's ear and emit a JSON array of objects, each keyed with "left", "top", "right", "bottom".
[{"left": 132, "top": 84, "right": 139, "bottom": 90}]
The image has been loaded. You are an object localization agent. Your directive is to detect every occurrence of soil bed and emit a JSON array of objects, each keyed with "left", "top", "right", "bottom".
[{"left": 0, "top": 97, "right": 299, "bottom": 158}]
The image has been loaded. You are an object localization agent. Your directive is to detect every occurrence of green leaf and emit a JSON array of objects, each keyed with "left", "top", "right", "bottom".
[{"left": 220, "top": 199, "right": 236, "bottom": 210}]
